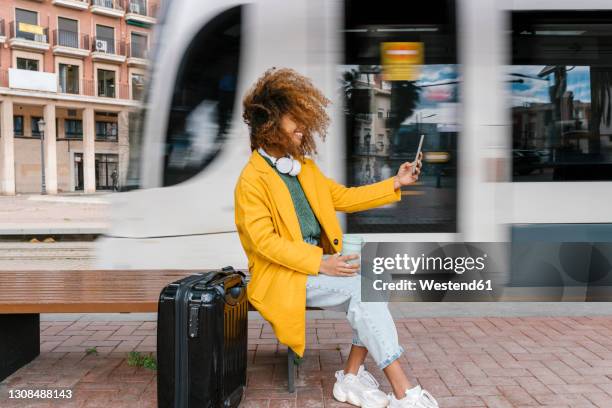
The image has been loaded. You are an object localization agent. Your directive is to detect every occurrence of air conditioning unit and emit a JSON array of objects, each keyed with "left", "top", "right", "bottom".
[
  {"left": 95, "top": 39, "right": 108, "bottom": 53},
  {"left": 34, "top": 34, "right": 47, "bottom": 43},
  {"left": 129, "top": 3, "right": 141, "bottom": 13}
]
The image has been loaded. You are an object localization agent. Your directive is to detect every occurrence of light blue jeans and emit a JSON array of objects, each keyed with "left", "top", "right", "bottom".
[{"left": 305, "top": 273, "right": 404, "bottom": 369}]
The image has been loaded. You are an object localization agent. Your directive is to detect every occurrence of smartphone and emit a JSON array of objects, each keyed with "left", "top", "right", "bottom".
[{"left": 413, "top": 134, "right": 425, "bottom": 175}]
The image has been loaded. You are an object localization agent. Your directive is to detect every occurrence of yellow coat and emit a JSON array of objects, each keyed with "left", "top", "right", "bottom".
[{"left": 234, "top": 150, "right": 401, "bottom": 356}]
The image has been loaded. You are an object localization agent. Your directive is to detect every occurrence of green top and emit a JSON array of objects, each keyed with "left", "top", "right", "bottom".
[{"left": 262, "top": 155, "right": 321, "bottom": 246}]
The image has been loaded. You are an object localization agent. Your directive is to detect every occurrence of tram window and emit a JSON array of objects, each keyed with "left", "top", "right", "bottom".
[
  {"left": 510, "top": 11, "right": 612, "bottom": 181},
  {"left": 341, "top": 0, "right": 458, "bottom": 233},
  {"left": 163, "top": 6, "right": 241, "bottom": 187}
]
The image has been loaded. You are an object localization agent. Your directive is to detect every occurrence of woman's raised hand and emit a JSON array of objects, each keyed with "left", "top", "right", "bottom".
[
  {"left": 319, "top": 253, "right": 360, "bottom": 276},
  {"left": 393, "top": 151, "right": 423, "bottom": 188}
]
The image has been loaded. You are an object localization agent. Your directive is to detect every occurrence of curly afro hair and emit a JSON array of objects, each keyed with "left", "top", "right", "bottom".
[{"left": 242, "top": 67, "right": 331, "bottom": 160}]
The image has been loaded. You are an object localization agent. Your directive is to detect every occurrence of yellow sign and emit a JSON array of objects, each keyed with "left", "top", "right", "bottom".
[
  {"left": 18, "top": 22, "right": 44, "bottom": 35},
  {"left": 381, "top": 42, "right": 424, "bottom": 81}
]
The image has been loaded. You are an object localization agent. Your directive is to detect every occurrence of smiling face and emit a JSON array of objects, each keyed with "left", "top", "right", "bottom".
[
  {"left": 280, "top": 115, "right": 304, "bottom": 148},
  {"left": 243, "top": 68, "right": 331, "bottom": 158}
]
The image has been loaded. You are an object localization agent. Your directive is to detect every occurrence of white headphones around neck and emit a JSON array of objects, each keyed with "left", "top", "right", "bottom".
[{"left": 258, "top": 148, "right": 302, "bottom": 176}]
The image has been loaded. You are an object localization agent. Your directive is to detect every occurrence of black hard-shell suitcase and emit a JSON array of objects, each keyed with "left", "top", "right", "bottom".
[{"left": 157, "top": 266, "right": 248, "bottom": 408}]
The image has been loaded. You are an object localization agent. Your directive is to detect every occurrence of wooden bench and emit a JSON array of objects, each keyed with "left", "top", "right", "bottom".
[{"left": 0, "top": 269, "right": 314, "bottom": 392}]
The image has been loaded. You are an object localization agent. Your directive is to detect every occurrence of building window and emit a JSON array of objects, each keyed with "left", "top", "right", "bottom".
[
  {"left": 57, "top": 17, "right": 79, "bottom": 48},
  {"left": 130, "top": 32, "right": 147, "bottom": 59},
  {"left": 14, "top": 116, "right": 24, "bottom": 136},
  {"left": 16, "top": 57, "right": 38, "bottom": 71},
  {"left": 59, "top": 64, "right": 79, "bottom": 94},
  {"left": 131, "top": 73, "right": 145, "bottom": 100},
  {"left": 97, "top": 69, "right": 116, "bottom": 97},
  {"left": 95, "top": 25, "right": 115, "bottom": 54},
  {"left": 31, "top": 117, "right": 42, "bottom": 138},
  {"left": 96, "top": 121, "right": 118, "bottom": 141},
  {"left": 15, "top": 8, "right": 39, "bottom": 42},
  {"left": 93, "top": 0, "right": 117, "bottom": 9},
  {"left": 128, "top": 0, "right": 147, "bottom": 16},
  {"left": 64, "top": 119, "right": 83, "bottom": 139}
]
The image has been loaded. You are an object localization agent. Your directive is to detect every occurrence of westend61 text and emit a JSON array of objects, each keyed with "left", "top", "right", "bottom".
[{"left": 373, "top": 279, "right": 493, "bottom": 291}]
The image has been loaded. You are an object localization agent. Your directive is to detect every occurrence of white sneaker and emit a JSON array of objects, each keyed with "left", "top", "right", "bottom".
[
  {"left": 388, "top": 385, "right": 439, "bottom": 408},
  {"left": 333, "top": 365, "right": 388, "bottom": 408}
]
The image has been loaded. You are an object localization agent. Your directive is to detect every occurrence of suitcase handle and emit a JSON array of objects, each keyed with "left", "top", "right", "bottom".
[{"left": 200, "top": 266, "right": 245, "bottom": 287}]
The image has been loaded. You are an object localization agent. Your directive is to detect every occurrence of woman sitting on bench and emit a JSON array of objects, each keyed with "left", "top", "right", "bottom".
[{"left": 234, "top": 67, "right": 437, "bottom": 408}]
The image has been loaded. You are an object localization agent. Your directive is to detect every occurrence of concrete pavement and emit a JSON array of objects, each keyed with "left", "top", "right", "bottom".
[{"left": 0, "top": 194, "right": 110, "bottom": 235}]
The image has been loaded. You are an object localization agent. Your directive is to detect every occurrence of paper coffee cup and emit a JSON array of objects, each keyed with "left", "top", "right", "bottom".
[{"left": 341, "top": 235, "right": 365, "bottom": 265}]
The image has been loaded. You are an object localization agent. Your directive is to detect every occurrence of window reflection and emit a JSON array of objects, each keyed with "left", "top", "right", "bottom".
[
  {"left": 342, "top": 0, "right": 458, "bottom": 233},
  {"left": 510, "top": 11, "right": 612, "bottom": 181},
  {"left": 163, "top": 6, "right": 241, "bottom": 187}
]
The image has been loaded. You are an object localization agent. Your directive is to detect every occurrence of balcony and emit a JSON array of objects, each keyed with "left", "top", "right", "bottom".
[
  {"left": 126, "top": 42, "right": 148, "bottom": 67},
  {"left": 0, "top": 19, "right": 6, "bottom": 43},
  {"left": 8, "top": 68, "right": 57, "bottom": 93},
  {"left": 52, "top": 30, "right": 90, "bottom": 58},
  {"left": 125, "top": 0, "right": 157, "bottom": 26},
  {"left": 354, "top": 113, "right": 373, "bottom": 124},
  {"left": 90, "top": 0, "right": 125, "bottom": 18},
  {"left": 354, "top": 142, "right": 388, "bottom": 156},
  {"left": 58, "top": 78, "right": 81, "bottom": 95},
  {"left": 8, "top": 22, "right": 50, "bottom": 52},
  {"left": 51, "top": 0, "right": 89, "bottom": 11},
  {"left": 83, "top": 79, "right": 130, "bottom": 100},
  {"left": 91, "top": 37, "right": 126, "bottom": 63}
]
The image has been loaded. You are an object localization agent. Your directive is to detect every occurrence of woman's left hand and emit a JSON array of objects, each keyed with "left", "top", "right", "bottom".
[{"left": 394, "top": 151, "right": 423, "bottom": 189}]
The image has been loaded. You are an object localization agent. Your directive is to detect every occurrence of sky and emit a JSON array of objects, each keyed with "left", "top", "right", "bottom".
[
  {"left": 508, "top": 65, "right": 591, "bottom": 107},
  {"left": 417, "top": 64, "right": 459, "bottom": 85},
  {"left": 416, "top": 64, "right": 460, "bottom": 107}
]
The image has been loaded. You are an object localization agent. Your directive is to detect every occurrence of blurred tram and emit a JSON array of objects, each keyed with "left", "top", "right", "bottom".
[{"left": 96, "top": 0, "right": 612, "bottom": 300}]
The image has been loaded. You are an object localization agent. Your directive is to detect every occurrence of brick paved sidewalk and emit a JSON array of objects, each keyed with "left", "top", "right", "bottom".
[{"left": 2, "top": 316, "right": 612, "bottom": 407}]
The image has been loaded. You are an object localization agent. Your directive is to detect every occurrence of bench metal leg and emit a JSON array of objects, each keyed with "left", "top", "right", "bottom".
[
  {"left": 287, "top": 348, "right": 296, "bottom": 393},
  {"left": 0, "top": 314, "right": 40, "bottom": 382}
]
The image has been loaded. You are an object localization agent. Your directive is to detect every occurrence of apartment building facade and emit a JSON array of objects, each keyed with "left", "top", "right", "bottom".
[{"left": 0, "top": 0, "right": 158, "bottom": 194}]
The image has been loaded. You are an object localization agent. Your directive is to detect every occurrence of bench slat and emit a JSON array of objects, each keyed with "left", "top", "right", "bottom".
[
  {"left": 0, "top": 270, "right": 322, "bottom": 314},
  {"left": 0, "top": 270, "right": 223, "bottom": 313}
]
